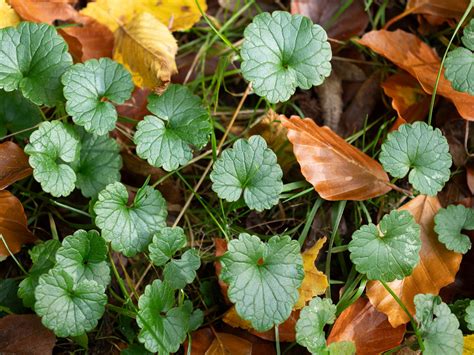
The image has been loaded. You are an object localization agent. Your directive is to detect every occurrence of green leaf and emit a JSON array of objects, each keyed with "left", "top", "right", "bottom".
[
  {"left": 62, "top": 58, "right": 134, "bottom": 135},
  {"left": 35, "top": 268, "right": 107, "bottom": 337},
  {"left": 445, "top": 19, "right": 474, "bottom": 95},
  {"left": 210, "top": 135, "right": 283, "bottom": 211},
  {"left": 137, "top": 279, "right": 191, "bottom": 353},
  {"left": 326, "top": 341, "right": 356, "bottom": 355},
  {"left": 434, "top": 204, "right": 474, "bottom": 254},
  {"left": 163, "top": 249, "right": 201, "bottom": 290},
  {"left": 188, "top": 308, "right": 204, "bottom": 332},
  {"left": 0, "top": 22, "right": 72, "bottom": 106},
  {"left": 72, "top": 127, "right": 122, "bottom": 198},
  {"left": 466, "top": 300, "right": 474, "bottom": 331},
  {"left": 18, "top": 239, "right": 61, "bottom": 309},
  {"left": 148, "top": 227, "right": 187, "bottom": 266},
  {"left": 241, "top": 11, "right": 331, "bottom": 103},
  {"left": 0, "top": 279, "right": 26, "bottom": 315},
  {"left": 24, "top": 121, "right": 81, "bottom": 197},
  {"left": 414, "top": 294, "right": 463, "bottom": 355},
  {"left": 0, "top": 89, "right": 42, "bottom": 139},
  {"left": 55, "top": 230, "right": 110, "bottom": 288},
  {"left": 348, "top": 210, "right": 421, "bottom": 281},
  {"left": 94, "top": 182, "right": 167, "bottom": 257},
  {"left": 134, "top": 84, "right": 211, "bottom": 171},
  {"left": 295, "top": 297, "right": 336, "bottom": 354},
  {"left": 379, "top": 122, "right": 452, "bottom": 196},
  {"left": 220, "top": 233, "right": 304, "bottom": 332}
]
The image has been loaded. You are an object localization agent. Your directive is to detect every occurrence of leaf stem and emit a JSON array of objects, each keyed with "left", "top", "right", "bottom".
[
  {"left": 427, "top": 0, "right": 474, "bottom": 125},
  {"left": 380, "top": 280, "right": 424, "bottom": 352},
  {"left": 0, "top": 235, "right": 28, "bottom": 275},
  {"left": 275, "top": 325, "right": 281, "bottom": 355}
]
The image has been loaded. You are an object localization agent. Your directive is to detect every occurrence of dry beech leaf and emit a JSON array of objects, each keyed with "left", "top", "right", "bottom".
[
  {"left": 114, "top": 12, "right": 178, "bottom": 90},
  {"left": 464, "top": 334, "right": 474, "bottom": 355},
  {"left": 406, "top": 0, "right": 470, "bottom": 20},
  {"left": 295, "top": 237, "right": 328, "bottom": 309},
  {"left": 0, "top": 190, "right": 36, "bottom": 257},
  {"left": 81, "top": 0, "right": 207, "bottom": 32},
  {"left": 381, "top": 71, "right": 430, "bottom": 123},
  {"left": 0, "top": 0, "right": 20, "bottom": 28},
  {"left": 205, "top": 333, "right": 252, "bottom": 355},
  {"left": 358, "top": 30, "right": 474, "bottom": 121},
  {"left": 367, "top": 195, "right": 463, "bottom": 327},
  {"left": 0, "top": 141, "right": 32, "bottom": 189},
  {"left": 291, "top": 0, "right": 368, "bottom": 40},
  {"left": 327, "top": 297, "right": 406, "bottom": 355},
  {"left": 0, "top": 314, "right": 56, "bottom": 355},
  {"left": 9, "top": 0, "right": 79, "bottom": 24},
  {"left": 281, "top": 115, "right": 392, "bottom": 201},
  {"left": 223, "top": 307, "right": 298, "bottom": 342}
]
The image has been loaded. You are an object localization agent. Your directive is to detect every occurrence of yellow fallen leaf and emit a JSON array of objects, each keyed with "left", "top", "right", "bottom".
[
  {"left": 223, "top": 307, "right": 252, "bottom": 330},
  {"left": 464, "top": 334, "right": 474, "bottom": 355},
  {"left": 0, "top": 0, "right": 20, "bottom": 29},
  {"left": 81, "top": 0, "right": 206, "bottom": 32},
  {"left": 295, "top": 237, "right": 328, "bottom": 309},
  {"left": 114, "top": 12, "right": 178, "bottom": 90}
]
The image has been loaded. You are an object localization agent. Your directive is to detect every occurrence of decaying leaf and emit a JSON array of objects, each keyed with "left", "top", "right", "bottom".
[
  {"left": 281, "top": 115, "right": 392, "bottom": 200},
  {"left": 0, "top": 190, "right": 36, "bottom": 257},
  {"left": 358, "top": 30, "right": 474, "bottom": 121},
  {"left": 366, "top": 195, "right": 463, "bottom": 327},
  {"left": 114, "top": 12, "right": 178, "bottom": 90},
  {"left": 0, "top": 0, "right": 20, "bottom": 28},
  {"left": 206, "top": 332, "right": 252, "bottom": 355},
  {"left": 406, "top": 0, "right": 470, "bottom": 20},
  {"left": 0, "top": 314, "right": 56, "bottom": 354},
  {"left": 327, "top": 297, "right": 406, "bottom": 355},
  {"left": 81, "top": 0, "right": 207, "bottom": 32},
  {"left": 9, "top": 0, "right": 78, "bottom": 24},
  {"left": 295, "top": 237, "right": 328, "bottom": 309},
  {"left": 381, "top": 72, "right": 430, "bottom": 123},
  {"left": 0, "top": 141, "right": 32, "bottom": 189}
]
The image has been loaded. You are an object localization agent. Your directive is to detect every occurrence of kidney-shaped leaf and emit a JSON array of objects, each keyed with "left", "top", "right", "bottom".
[
  {"left": 94, "top": 182, "right": 167, "bottom": 257},
  {"left": 148, "top": 226, "right": 187, "bottom": 266},
  {"left": 466, "top": 300, "right": 474, "bottom": 331},
  {"left": 63, "top": 58, "right": 133, "bottom": 135},
  {"left": 282, "top": 115, "right": 391, "bottom": 200},
  {"left": 0, "top": 22, "right": 72, "bottom": 106},
  {"left": 367, "top": 195, "right": 462, "bottom": 327},
  {"left": 163, "top": 248, "right": 201, "bottom": 290},
  {"left": 380, "top": 122, "right": 452, "bottom": 196},
  {"left": 349, "top": 210, "right": 421, "bottom": 282},
  {"left": 220, "top": 233, "right": 304, "bottom": 332},
  {"left": 210, "top": 135, "right": 283, "bottom": 211},
  {"left": 434, "top": 204, "right": 474, "bottom": 254},
  {"left": 241, "top": 11, "right": 331, "bottom": 103},
  {"left": 0, "top": 141, "right": 32, "bottom": 189}
]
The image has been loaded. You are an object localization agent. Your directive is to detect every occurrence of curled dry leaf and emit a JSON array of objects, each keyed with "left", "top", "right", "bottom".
[
  {"left": 281, "top": 115, "right": 391, "bottom": 201},
  {"left": 291, "top": 0, "right": 368, "bottom": 40},
  {"left": 358, "top": 30, "right": 474, "bottom": 121},
  {"left": 0, "top": 141, "right": 32, "bottom": 189},
  {"left": 0, "top": 190, "right": 36, "bottom": 257},
  {"left": 381, "top": 71, "right": 430, "bottom": 124},
  {"left": 0, "top": 0, "right": 20, "bottom": 28},
  {"left": 406, "top": 0, "right": 470, "bottom": 20},
  {"left": 9, "top": 0, "right": 79, "bottom": 24},
  {"left": 295, "top": 237, "right": 328, "bottom": 309},
  {"left": 114, "top": 12, "right": 178, "bottom": 91},
  {"left": 367, "top": 195, "right": 463, "bottom": 327},
  {"left": 327, "top": 297, "right": 406, "bottom": 355},
  {"left": 0, "top": 314, "right": 56, "bottom": 355}
]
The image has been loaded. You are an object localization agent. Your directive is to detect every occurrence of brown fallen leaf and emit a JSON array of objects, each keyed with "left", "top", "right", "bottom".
[
  {"left": 0, "top": 0, "right": 20, "bottom": 28},
  {"left": 114, "top": 12, "right": 178, "bottom": 90},
  {"left": 327, "top": 297, "right": 406, "bottom": 355},
  {"left": 295, "top": 237, "right": 328, "bottom": 309},
  {"left": 281, "top": 115, "right": 392, "bottom": 201},
  {"left": 0, "top": 141, "right": 32, "bottom": 189},
  {"left": 0, "top": 190, "right": 36, "bottom": 257},
  {"left": 467, "top": 164, "right": 474, "bottom": 195},
  {"left": 367, "top": 195, "right": 463, "bottom": 327},
  {"left": 358, "top": 30, "right": 474, "bottom": 121},
  {"left": 9, "top": 0, "right": 79, "bottom": 24},
  {"left": 291, "top": 0, "right": 368, "bottom": 40},
  {"left": 406, "top": 0, "right": 470, "bottom": 20},
  {"left": 206, "top": 333, "right": 252, "bottom": 355},
  {"left": 0, "top": 314, "right": 56, "bottom": 354},
  {"left": 381, "top": 71, "right": 430, "bottom": 124}
]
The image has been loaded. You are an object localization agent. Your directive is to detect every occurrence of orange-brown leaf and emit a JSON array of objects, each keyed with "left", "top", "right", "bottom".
[
  {"left": 205, "top": 333, "right": 253, "bottom": 355},
  {"left": 9, "top": 0, "right": 79, "bottom": 23},
  {"left": 0, "top": 141, "right": 32, "bottom": 189},
  {"left": 381, "top": 72, "right": 430, "bottom": 123},
  {"left": 295, "top": 237, "right": 328, "bottom": 309},
  {"left": 0, "top": 314, "right": 56, "bottom": 354},
  {"left": 281, "top": 115, "right": 391, "bottom": 201},
  {"left": 406, "top": 0, "right": 470, "bottom": 19},
  {"left": 0, "top": 190, "right": 36, "bottom": 257},
  {"left": 366, "top": 195, "right": 462, "bottom": 327},
  {"left": 327, "top": 297, "right": 406, "bottom": 355},
  {"left": 358, "top": 30, "right": 474, "bottom": 121}
]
